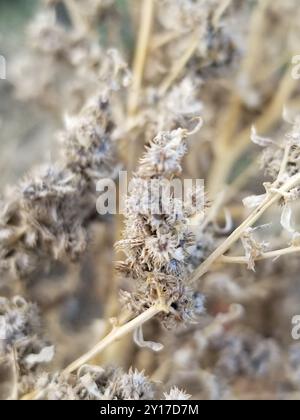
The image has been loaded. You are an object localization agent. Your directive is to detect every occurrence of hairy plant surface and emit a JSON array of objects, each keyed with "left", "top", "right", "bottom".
[{"left": 0, "top": 0, "right": 300, "bottom": 401}]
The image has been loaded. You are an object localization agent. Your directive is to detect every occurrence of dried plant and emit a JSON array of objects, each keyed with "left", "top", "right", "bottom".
[
  {"left": 0, "top": 296, "right": 54, "bottom": 398},
  {"left": 1, "top": 0, "right": 300, "bottom": 402},
  {"left": 0, "top": 92, "right": 118, "bottom": 281},
  {"left": 117, "top": 127, "right": 206, "bottom": 330}
]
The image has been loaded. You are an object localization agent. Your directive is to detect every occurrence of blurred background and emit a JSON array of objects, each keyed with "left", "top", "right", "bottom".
[
  {"left": 1, "top": 0, "right": 300, "bottom": 400},
  {"left": 0, "top": 0, "right": 134, "bottom": 186},
  {"left": 1, "top": 0, "right": 53, "bottom": 186}
]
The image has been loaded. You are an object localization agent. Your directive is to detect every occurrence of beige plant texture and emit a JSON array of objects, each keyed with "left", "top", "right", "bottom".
[{"left": 0, "top": 0, "right": 300, "bottom": 401}]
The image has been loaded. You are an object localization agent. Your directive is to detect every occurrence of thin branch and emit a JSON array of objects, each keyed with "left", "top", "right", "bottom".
[
  {"left": 150, "top": 31, "right": 181, "bottom": 51},
  {"left": 219, "top": 246, "right": 300, "bottom": 265},
  {"left": 207, "top": 0, "right": 290, "bottom": 197},
  {"left": 202, "top": 303, "right": 244, "bottom": 339},
  {"left": 9, "top": 348, "right": 19, "bottom": 401},
  {"left": 275, "top": 142, "right": 291, "bottom": 187},
  {"left": 207, "top": 0, "right": 270, "bottom": 195},
  {"left": 208, "top": 66, "right": 296, "bottom": 196},
  {"left": 64, "top": 0, "right": 92, "bottom": 35},
  {"left": 21, "top": 305, "right": 165, "bottom": 400},
  {"left": 212, "top": 0, "right": 233, "bottom": 28},
  {"left": 192, "top": 157, "right": 259, "bottom": 229},
  {"left": 158, "top": 32, "right": 199, "bottom": 96},
  {"left": 189, "top": 171, "right": 300, "bottom": 284},
  {"left": 127, "top": 0, "right": 154, "bottom": 116},
  {"left": 63, "top": 304, "right": 165, "bottom": 375}
]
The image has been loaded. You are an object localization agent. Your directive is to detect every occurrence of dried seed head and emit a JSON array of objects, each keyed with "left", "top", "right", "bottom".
[
  {"left": 138, "top": 129, "right": 188, "bottom": 178},
  {"left": 213, "top": 330, "right": 281, "bottom": 380},
  {"left": 254, "top": 117, "right": 300, "bottom": 181},
  {"left": 115, "top": 368, "right": 154, "bottom": 400},
  {"left": 117, "top": 126, "right": 205, "bottom": 329},
  {"left": 0, "top": 90, "right": 118, "bottom": 280},
  {"left": 60, "top": 95, "right": 117, "bottom": 184},
  {"left": 28, "top": 10, "right": 69, "bottom": 55},
  {"left": 164, "top": 386, "right": 191, "bottom": 400},
  {"left": 0, "top": 296, "right": 41, "bottom": 352},
  {"left": 0, "top": 296, "right": 54, "bottom": 396},
  {"left": 36, "top": 366, "right": 154, "bottom": 400}
]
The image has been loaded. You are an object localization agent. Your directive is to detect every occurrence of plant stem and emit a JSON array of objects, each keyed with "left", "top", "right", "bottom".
[
  {"left": 158, "top": 32, "right": 199, "bottom": 96},
  {"left": 63, "top": 305, "right": 164, "bottom": 375},
  {"left": 150, "top": 31, "right": 180, "bottom": 50},
  {"left": 212, "top": 0, "right": 233, "bottom": 27},
  {"left": 64, "top": 0, "right": 91, "bottom": 35},
  {"left": 219, "top": 246, "right": 300, "bottom": 265},
  {"left": 275, "top": 142, "right": 291, "bottom": 187},
  {"left": 127, "top": 0, "right": 154, "bottom": 116},
  {"left": 208, "top": 67, "right": 296, "bottom": 196},
  {"left": 189, "top": 172, "right": 300, "bottom": 284}
]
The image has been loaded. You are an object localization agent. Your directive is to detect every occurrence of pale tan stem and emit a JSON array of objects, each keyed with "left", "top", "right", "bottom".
[
  {"left": 207, "top": 0, "right": 290, "bottom": 197},
  {"left": 192, "top": 190, "right": 227, "bottom": 229},
  {"left": 209, "top": 0, "right": 270, "bottom": 159},
  {"left": 219, "top": 246, "right": 300, "bottom": 265},
  {"left": 232, "top": 70, "right": 296, "bottom": 164},
  {"left": 208, "top": 68, "right": 296, "bottom": 196},
  {"left": 212, "top": 0, "right": 233, "bottom": 28},
  {"left": 241, "top": 0, "right": 271, "bottom": 76},
  {"left": 224, "top": 158, "right": 259, "bottom": 203},
  {"left": 193, "top": 158, "right": 259, "bottom": 229},
  {"left": 189, "top": 172, "right": 300, "bottom": 284},
  {"left": 63, "top": 305, "right": 164, "bottom": 375},
  {"left": 158, "top": 33, "right": 199, "bottom": 96},
  {"left": 202, "top": 304, "right": 244, "bottom": 339},
  {"left": 9, "top": 348, "right": 19, "bottom": 401},
  {"left": 275, "top": 143, "right": 291, "bottom": 187},
  {"left": 127, "top": 0, "right": 154, "bottom": 116},
  {"left": 64, "top": 0, "right": 91, "bottom": 35},
  {"left": 207, "top": 0, "right": 270, "bottom": 193},
  {"left": 157, "top": 0, "right": 231, "bottom": 96},
  {"left": 21, "top": 304, "right": 165, "bottom": 400},
  {"left": 150, "top": 31, "right": 181, "bottom": 50}
]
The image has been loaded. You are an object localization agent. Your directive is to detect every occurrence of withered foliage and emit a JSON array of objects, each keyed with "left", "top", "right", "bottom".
[{"left": 1, "top": 0, "right": 300, "bottom": 401}]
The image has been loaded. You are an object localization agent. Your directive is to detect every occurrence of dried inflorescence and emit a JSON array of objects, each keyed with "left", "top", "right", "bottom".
[
  {"left": 235, "top": 117, "right": 300, "bottom": 271},
  {"left": 167, "top": 314, "right": 298, "bottom": 400},
  {"left": 284, "top": 343, "right": 300, "bottom": 392},
  {"left": 251, "top": 116, "right": 300, "bottom": 182},
  {"left": 240, "top": 227, "right": 269, "bottom": 271},
  {"left": 0, "top": 296, "right": 42, "bottom": 353},
  {"left": 170, "top": 324, "right": 300, "bottom": 400},
  {"left": 0, "top": 296, "right": 54, "bottom": 397},
  {"left": 212, "top": 329, "right": 281, "bottom": 381},
  {"left": 150, "top": 0, "right": 240, "bottom": 81},
  {"left": 164, "top": 386, "right": 191, "bottom": 400},
  {"left": 116, "top": 368, "right": 155, "bottom": 400},
  {"left": 140, "top": 77, "right": 204, "bottom": 138},
  {"left": 117, "top": 128, "right": 206, "bottom": 329},
  {"left": 12, "top": 2, "right": 129, "bottom": 113},
  {"left": 0, "top": 94, "right": 117, "bottom": 280},
  {"left": 35, "top": 365, "right": 190, "bottom": 400},
  {"left": 35, "top": 366, "right": 154, "bottom": 400},
  {"left": 60, "top": 95, "right": 118, "bottom": 185},
  {"left": 2, "top": 0, "right": 300, "bottom": 402},
  {"left": 187, "top": 229, "right": 216, "bottom": 273}
]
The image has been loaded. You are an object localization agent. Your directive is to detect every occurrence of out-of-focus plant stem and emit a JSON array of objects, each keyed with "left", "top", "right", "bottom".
[{"left": 127, "top": 0, "right": 154, "bottom": 117}]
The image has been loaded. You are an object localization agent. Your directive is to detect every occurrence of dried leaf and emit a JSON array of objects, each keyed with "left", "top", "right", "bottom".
[
  {"left": 251, "top": 126, "right": 274, "bottom": 147},
  {"left": 133, "top": 326, "right": 164, "bottom": 352},
  {"left": 281, "top": 204, "right": 295, "bottom": 234},
  {"left": 24, "top": 345, "right": 55, "bottom": 369},
  {"left": 243, "top": 194, "right": 266, "bottom": 209}
]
